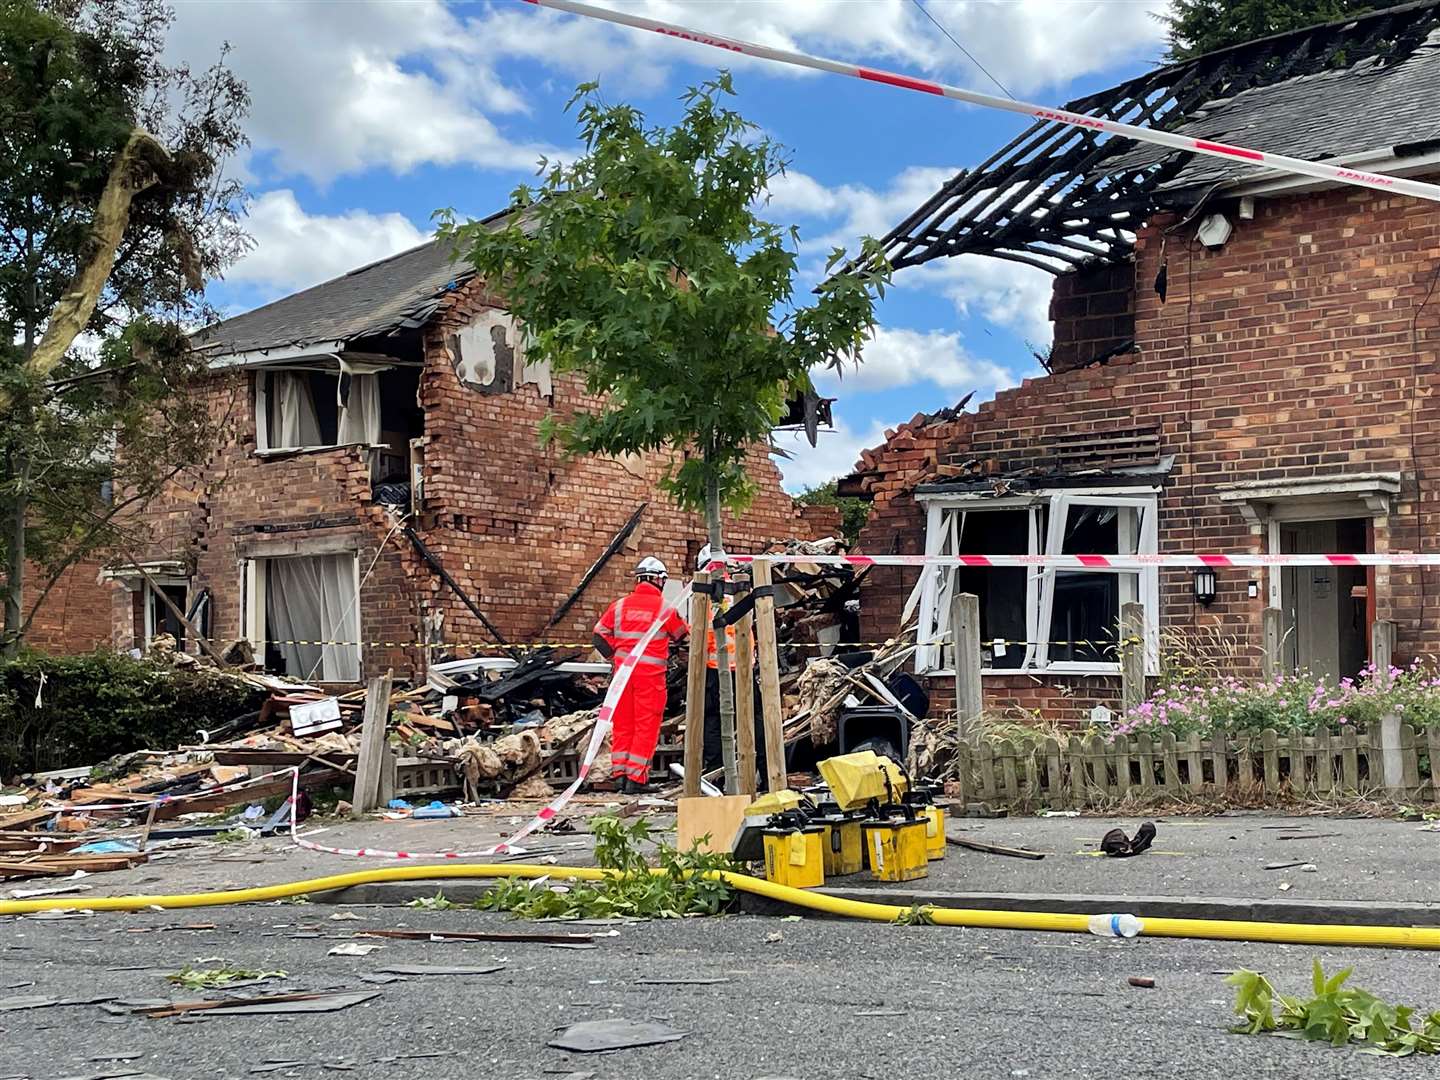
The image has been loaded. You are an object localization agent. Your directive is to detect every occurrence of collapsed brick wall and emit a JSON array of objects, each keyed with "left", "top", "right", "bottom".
[{"left": 853, "top": 179, "right": 1440, "bottom": 718}]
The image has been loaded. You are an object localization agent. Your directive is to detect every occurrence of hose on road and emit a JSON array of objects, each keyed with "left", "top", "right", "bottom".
[{"left": 3, "top": 863, "right": 1437, "bottom": 950}]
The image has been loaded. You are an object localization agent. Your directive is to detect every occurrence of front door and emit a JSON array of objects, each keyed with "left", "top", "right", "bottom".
[{"left": 1278, "top": 519, "right": 1368, "bottom": 681}]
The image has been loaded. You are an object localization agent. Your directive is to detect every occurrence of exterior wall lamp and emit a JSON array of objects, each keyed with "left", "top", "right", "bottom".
[{"left": 1193, "top": 567, "right": 1217, "bottom": 606}]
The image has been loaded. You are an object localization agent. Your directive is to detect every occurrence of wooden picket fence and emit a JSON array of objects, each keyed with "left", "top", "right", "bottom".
[{"left": 952, "top": 723, "right": 1440, "bottom": 808}]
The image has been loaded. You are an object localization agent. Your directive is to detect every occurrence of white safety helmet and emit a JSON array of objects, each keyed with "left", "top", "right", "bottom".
[
  {"left": 635, "top": 556, "right": 668, "bottom": 580},
  {"left": 696, "top": 544, "right": 712, "bottom": 571}
]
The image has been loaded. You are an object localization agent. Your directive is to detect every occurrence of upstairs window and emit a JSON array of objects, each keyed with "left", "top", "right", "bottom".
[
  {"left": 914, "top": 490, "right": 1159, "bottom": 675},
  {"left": 254, "top": 361, "right": 384, "bottom": 453}
]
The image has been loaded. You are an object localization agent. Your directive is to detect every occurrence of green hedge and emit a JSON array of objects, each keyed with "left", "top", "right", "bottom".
[{"left": 0, "top": 651, "right": 264, "bottom": 780}]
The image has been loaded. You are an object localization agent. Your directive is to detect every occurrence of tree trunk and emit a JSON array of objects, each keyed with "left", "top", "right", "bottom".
[
  {"left": 2, "top": 448, "right": 29, "bottom": 660},
  {"left": 704, "top": 465, "right": 738, "bottom": 793}
]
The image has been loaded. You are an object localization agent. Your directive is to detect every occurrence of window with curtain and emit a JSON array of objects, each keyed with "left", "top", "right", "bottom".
[
  {"left": 262, "top": 553, "right": 361, "bottom": 682},
  {"left": 915, "top": 490, "right": 1159, "bottom": 675},
  {"left": 256, "top": 367, "right": 382, "bottom": 452}
]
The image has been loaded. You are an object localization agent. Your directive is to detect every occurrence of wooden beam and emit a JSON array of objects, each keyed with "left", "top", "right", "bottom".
[
  {"left": 733, "top": 604, "right": 757, "bottom": 797},
  {"left": 351, "top": 671, "right": 394, "bottom": 817},
  {"left": 752, "top": 562, "right": 787, "bottom": 793},
  {"left": 951, "top": 591, "right": 983, "bottom": 745},
  {"left": 682, "top": 576, "right": 711, "bottom": 798}
]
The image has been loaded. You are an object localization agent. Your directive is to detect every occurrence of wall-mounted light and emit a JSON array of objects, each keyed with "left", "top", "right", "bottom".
[{"left": 1193, "top": 568, "right": 1217, "bottom": 607}]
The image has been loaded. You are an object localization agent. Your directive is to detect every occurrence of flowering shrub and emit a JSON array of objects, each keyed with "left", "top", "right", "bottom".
[{"left": 1113, "top": 659, "right": 1440, "bottom": 740}]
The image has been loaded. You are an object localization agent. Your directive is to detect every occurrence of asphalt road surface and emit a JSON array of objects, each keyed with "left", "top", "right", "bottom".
[{"left": 4, "top": 903, "right": 1439, "bottom": 1079}]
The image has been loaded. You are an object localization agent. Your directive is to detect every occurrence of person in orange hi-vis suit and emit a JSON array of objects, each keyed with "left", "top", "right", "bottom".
[{"left": 592, "top": 557, "right": 688, "bottom": 793}]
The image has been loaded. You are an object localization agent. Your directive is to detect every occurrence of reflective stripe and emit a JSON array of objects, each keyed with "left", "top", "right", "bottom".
[{"left": 613, "top": 649, "right": 667, "bottom": 667}]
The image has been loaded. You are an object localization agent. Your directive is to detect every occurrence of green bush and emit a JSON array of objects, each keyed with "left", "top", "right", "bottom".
[{"left": 0, "top": 650, "right": 263, "bottom": 780}]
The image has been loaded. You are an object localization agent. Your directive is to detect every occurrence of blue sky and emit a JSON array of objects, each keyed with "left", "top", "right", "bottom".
[{"left": 169, "top": 0, "right": 1172, "bottom": 490}]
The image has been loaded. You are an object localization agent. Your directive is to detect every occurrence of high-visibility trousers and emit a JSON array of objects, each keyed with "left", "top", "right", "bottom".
[{"left": 610, "top": 669, "right": 667, "bottom": 784}]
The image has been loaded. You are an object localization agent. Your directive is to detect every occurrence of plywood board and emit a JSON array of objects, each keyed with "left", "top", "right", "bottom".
[{"left": 675, "top": 794, "right": 750, "bottom": 855}]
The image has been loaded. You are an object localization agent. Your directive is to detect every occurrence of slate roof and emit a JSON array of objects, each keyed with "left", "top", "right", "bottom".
[
  {"left": 196, "top": 207, "right": 521, "bottom": 357},
  {"left": 880, "top": 0, "right": 1440, "bottom": 273},
  {"left": 1106, "top": 29, "right": 1440, "bottom": 191},
  {"left": 196, "top": 238, "right": 469, "bottom": 357}
]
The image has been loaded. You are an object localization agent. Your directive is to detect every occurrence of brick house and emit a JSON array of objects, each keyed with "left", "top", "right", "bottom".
[
  {"left": 109, "top": 225, "right": 834, "bottom": 682},
  {"left": 842, "top": 4, "right": 1440, "bottom": 722}
]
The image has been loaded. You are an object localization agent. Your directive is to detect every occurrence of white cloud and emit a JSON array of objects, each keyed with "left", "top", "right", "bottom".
[
  {"left": 492, "top": 0, "right": 1169, "bottom": 98},
  {"left": 165, "top": 1, "right": 560, "bottom": 182},
  {"left": 819, "top": 326, "right": 1018, "bottom": 393},
  {"left": 907, "top": 256, "right": 1055, "bottom": 343},
  {"left": 165, "top": 0, "right": 1168, "bottom": 185},
  {"left": 224, "top": 190, "right": 429, "bottom": 295},
  {"left": 772, "top": 416, "right": 896, "bottom": 493},
  {"left": 766, "top": 167, "right": 1056, "bottom": 342}
]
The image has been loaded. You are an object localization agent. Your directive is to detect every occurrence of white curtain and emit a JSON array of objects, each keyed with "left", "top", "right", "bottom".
[
  {"left": 267, "top": 554, "right": 360, "bottom": 682},
  {"left": 271, "top": 372, "right": 323, "bottom": 449},
  {"left": 337, "top": 364, "right": 382, "bottom": 445}
]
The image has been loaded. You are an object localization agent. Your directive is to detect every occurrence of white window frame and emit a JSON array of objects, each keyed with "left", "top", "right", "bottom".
[{"left": 915, "top": 487, "right": 1160, "bottom": 677}]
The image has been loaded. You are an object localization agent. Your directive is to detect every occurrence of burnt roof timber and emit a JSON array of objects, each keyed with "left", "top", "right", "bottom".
[{"left": 880, "top": 0, "right": 1440, "bottom": 273}]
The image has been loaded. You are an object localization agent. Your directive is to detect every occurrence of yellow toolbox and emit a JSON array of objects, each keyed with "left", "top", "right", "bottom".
[
  {"left": 919, "top": 803, "right": 947, "bottom": 861},
  {"left": 861, "top": 818, "right": 930, "bottom": 883},
  {"left": 762, "top": 825, "right": 825, "bottom": 889},
  {"left": 815, "top": 814, "right": 864, "bottom": 877}
]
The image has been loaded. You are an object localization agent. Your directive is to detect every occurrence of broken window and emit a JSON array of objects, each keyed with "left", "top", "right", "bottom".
[
  {"left": 245, "top": 553, "right": 360, "bottom": 682},
  {"left": 254, "top": 360, "right": 409, "bottom": 453},
  {"left": 914, "top": 490, "right": 1158, "bottom": 675}
]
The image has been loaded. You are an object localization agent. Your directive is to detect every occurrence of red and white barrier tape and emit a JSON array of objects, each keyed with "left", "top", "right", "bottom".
[
  {"left": 523, "top": 0, "right": 1440, "bottom": 206},
  {"left": 714, "top": 552, "right": 1440, "bottom": 570},
  {"left": 290, "top": 585, "right": 693, "bottom": 860}
]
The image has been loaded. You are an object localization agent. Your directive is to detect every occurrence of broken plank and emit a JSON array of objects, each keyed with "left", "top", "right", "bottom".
[
  {"left": 944, "top": 835, "right": 1045, "bottom": 860},
  {"left": 357, "top": 929, "right": 592, "bottom": 945}
]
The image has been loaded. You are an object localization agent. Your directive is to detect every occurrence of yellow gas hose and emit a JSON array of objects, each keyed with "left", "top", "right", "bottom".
[{"left": 2, "top": 863, "right": 1437, "bottom": 950}]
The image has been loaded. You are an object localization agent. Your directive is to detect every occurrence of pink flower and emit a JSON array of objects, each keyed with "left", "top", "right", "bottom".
[{"left": 1339, "top": 716, "right": 1349, "bottom": 725}]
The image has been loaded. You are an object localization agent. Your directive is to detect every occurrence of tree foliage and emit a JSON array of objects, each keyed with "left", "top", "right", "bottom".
[
  {"left": 795, "top": 479, "right": 871, "bottom": 546},
  {"left": 1162, "top": 0, "right": 1410, "bottom": 59},
  {"left": 439, "top": 74, "right": 890, "bottom": 519},
  {"left": 0, "top": 0, "right": 249, "bottom": 650}
]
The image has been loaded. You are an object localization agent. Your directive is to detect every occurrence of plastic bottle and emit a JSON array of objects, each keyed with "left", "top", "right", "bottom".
[{"left": 1087, "top": 913, "right": 1143, "bottom": 938}]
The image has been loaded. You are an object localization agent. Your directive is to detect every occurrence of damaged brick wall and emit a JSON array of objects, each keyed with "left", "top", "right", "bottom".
[
  {"left": 116, "top": 372, "right": 424, "bottom": 680},
  {"left": 111, "top": 280, "right": 829, "bottom": 681},
  {"left": 416, "top": 281, "right": 833, "bottom": 656},
  {"left": 1048, "top": 260, "right": 1136, "bottom": 375},
  {"left": 854, "top": 178, "right": 1440, "bottom": 719}
]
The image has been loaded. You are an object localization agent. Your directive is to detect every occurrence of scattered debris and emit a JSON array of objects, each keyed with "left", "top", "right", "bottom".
[
  {"left": 357, "top": 928, "right": 593, "bottom": 945},
  {"left": 946, "top": 834, "right": 1045, "bottom": 860},
  {"left": 1100, "top": 822, "right": 1156, "bottom": 858},
  {"left": 1128, "top": 976, "right": 1156, "bottom": 989},
  {"left": 633, "top": 977, "right": 730, "bottom": 986},
  {"left": 327, "top": 943, "right": 385, "bottom": 957},
  {"left": 167, "top": 962, "right": 287, "bottom": 991},
  {"left": 548, "top": 1018, "right": 688, "bottom": 1053},
  {"left": 1264, "top": 860, "right": 1309, "bottom": 871},
  {"left": 137, "top": 990, "right": 379, "bottom": 1019},
  {"left": 373, "top": 965, "right": 504, "bottom": 976}
]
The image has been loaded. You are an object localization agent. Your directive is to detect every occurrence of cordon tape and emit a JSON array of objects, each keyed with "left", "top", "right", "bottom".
[{"left": 523, "top": 0, "right": 1440, "bottom": 206}]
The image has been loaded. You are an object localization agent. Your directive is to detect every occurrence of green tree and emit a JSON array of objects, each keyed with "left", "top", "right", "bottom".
[
  {"left": 795, "top": 480, "right": 871, "bottom": 546},
  {"left": 441, "top": 74, "right": 889, "bottom": 787},
  {"left": 1162, "top": 0, "right": 1409, "bottom": 59},
  {"left": 0, "top": 0, "right": 249, "bottom": 654}
]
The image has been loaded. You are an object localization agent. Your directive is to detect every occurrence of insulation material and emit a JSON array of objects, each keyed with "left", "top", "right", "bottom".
[{"left": 795, "top": 658, "right": 849, "bottom": 746}]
